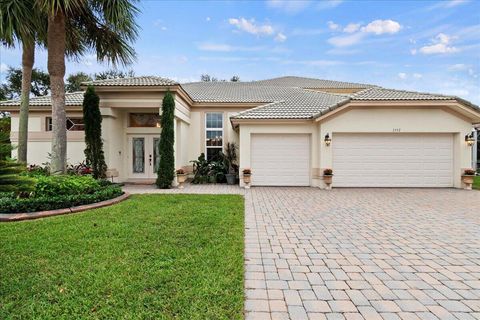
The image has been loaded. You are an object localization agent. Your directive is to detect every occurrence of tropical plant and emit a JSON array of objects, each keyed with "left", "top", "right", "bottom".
[
  {"left": 35, "top": 0, "right": 139, "bottom": 174},
  {"left": 65, "top": 72, "right": 92, "bottom": 92},
  {"left": 0, "top": 0, "right": 45, "bottom": 163},
  {"left": 224, "top": 142, "right": 238, "bottom": 174},
  {"left": 83, "top": 86, "right": 107, "bottom": 179},
  {"left": 156, "top": 91, "right": 175, "bottom": 188},
  {"left": 0, "top": 132, "right": 35, "bottom": 193}
]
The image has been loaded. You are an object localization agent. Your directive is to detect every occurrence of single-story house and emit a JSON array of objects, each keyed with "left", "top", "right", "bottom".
[{"left": 1, "top": 76, "right": 479, "bottom": 188}]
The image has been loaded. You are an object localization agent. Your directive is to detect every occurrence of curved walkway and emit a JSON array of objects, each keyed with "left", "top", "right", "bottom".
[{"left": 245, "top": 188, "right": 480, "bottom": 320}]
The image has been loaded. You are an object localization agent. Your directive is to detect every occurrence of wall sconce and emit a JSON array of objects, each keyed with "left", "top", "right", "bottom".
[
  {"left": 465, "top": 132, "right": 476, "bottom": 146},
  {"left": 324, "top": 133, "right": 332, "bottom": 146}
]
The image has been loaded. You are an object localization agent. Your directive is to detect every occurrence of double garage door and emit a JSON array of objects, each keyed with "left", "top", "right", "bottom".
[{"left": 250, "top": 133, "right": 453, "bottom": 187}]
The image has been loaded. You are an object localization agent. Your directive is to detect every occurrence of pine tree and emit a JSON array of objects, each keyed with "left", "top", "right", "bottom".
[
  {"left": 82, "top": 85, "right": 107, "bottom": 179},
  {"left": 156, "top": 91, "right": 175, "bottom": 188}
]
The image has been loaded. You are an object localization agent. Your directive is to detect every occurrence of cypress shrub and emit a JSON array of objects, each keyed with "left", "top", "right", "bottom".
[
  {"left": 83, "top": 85, "right": 107, "bottom": 179},
  {"left": 156, "top": 91, "right": 175, "bottom": 188}
]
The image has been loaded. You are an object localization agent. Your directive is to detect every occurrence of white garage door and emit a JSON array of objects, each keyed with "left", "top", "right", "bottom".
[
  {"left": 251, "top": 134, "right": 310, "bottom": 186},
  {"left": 333, "top": 133, "right": 453, "bottom": 187}
]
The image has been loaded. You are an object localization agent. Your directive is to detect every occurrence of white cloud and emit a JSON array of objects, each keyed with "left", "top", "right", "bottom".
[
  {"left": 228, "top": 17, "right": 274, "bottom": 36},
  {"left": 361, "top": 19, "right": 402, "bottom": 35},
  {"left": 197, "top": 42, "right": 265, "bottom": 52},
  {"left": 82, "top": 54, "right": 97, "bottom": 66},
  {"left": 266, "top": 0, "right": 311, "bottom": 13},
  {"left": 327, "top": 21, "right": 340, "bottom": 31},
  {"left": 428, "top": 0, "right": 470, "bottom": 10},
  {"left": 153, "top": 19, "right": 167, "bottom": 31},
  {"left": 206, "top": 17, "right": 211, "bottom": 22},
  {"left": 274, "top": 32, "right": 287, "bottom": 42},
  {"left": 327, "top": 32, "right": 366, "bottom": 47},
  {"left": 0, "top": 63, "right": 8, "bottom": 73},
  {"left": 316, "top": 0, "right": 343, "bottom": 10},
  {"left": 398, "top": 72, "right": 407, "bottom": 80},
  {"left": 413, "top": 73, "right": 423, "bottom": 79},
  {"left": 343, "top": 23, "right": 361, "bottom": 33},
  {"left": 448, "top": 63, "right": 468, "bottom": 71},
  {"left": 415, "top": 33, "right": 459, "bottom": 55}
]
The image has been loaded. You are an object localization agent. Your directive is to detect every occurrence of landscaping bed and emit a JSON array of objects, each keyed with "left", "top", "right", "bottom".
[
  {"left": 0, "top": 174, "right": 123, "bottom": 214},
  {"left": 0, "top": 194, "right": 244, "bottom": 319}
]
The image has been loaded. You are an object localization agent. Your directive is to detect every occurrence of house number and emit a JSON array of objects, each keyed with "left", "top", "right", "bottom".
[{"left": 392, "top": 128, "right": 401, "bottom": 132}]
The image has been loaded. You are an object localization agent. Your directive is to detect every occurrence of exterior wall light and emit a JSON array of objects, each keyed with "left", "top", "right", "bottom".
[
  {"left": 465, "top": 132, "right": 476, "bottom": 146},
  {"left": 324, "top": 133, "right": 332, "bottom": 146}
]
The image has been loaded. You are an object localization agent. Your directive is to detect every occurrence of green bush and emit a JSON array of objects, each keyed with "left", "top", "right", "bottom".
[
  {"left": 32, "top": 175, "right": 100, "bottom": 197},
  {"left": 0, "top": 185, "right": 123, "bottom": 213}
]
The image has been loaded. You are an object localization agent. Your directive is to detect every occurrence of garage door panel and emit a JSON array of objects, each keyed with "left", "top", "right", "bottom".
[
  {"left": 333, "top": 133, "right": 453, "bottom": 187},
  {"left": 251, "top": 134, "right": 310, "bottom": 186}
]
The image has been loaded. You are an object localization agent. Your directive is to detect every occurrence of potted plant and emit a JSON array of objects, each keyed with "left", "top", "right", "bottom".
[
  {"left": 224, "top": 142, "right": 238, "bottom": 185},
  {"left": 176, "top": 168, "right": 187, "bottom": 189},
  {"left": 243, "top": 168, "right": 252, "bottom": 188},
  {"left": 462, "top": 168, "right": 476, "bottom": 190},
  {"left": 323, "top": 168, "right": 333, "bottom": 190}
]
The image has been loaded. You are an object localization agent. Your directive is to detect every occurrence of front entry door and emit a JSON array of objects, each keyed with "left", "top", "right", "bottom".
[{"left": 129, "top": 135, "right": 160, "bottom": 180}]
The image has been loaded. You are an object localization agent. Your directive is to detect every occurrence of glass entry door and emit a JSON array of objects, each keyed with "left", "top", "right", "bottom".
[{"left": 128, "top": 135, "right": 160, "bottom": 179}]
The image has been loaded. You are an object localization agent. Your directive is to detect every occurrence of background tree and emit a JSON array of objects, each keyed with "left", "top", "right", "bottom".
[
  {"left": 156, "top": 91, "right": 175, "bottom": 189},
  {"left": 230, "top": 75, "right": 240, "bottom": 82},
  {"left": 0, "top": 117, "right": 11, "bottom": 160},
  {"left": 201, "top": 74, "right": 241, "bottom": 82},
  {"left": 94, "top": 69, "right": 135, "bottom": 80},
  {"left": 2, "top": 67, "right": 50, "bottom": 99},
  {"left": 65, "top": 72, "right": 92, "bottom": 93},
  {"left": 36, "top": 0, "right": 139, "bottom": 174},
  {"left": 82, "top": 85, "right": 107, "bottom": 179}
]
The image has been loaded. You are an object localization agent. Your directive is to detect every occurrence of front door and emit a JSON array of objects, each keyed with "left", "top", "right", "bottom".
[{"left": 128, "top": 135, "right": 160, "bottom": 180}]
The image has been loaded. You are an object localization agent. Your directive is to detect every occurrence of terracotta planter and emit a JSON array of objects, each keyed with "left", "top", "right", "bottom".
[
  {"left": 462, "top": 175, "right": 475, "bottom": 190},
  {"left": 177, "top": 174, "right": 187, "bottom": 189},
  {"left": 323, "top": 175, "right": 333, "bottom": 190},
  {"left": 243, "top": 174, "right": 251, "bottom": 188}
]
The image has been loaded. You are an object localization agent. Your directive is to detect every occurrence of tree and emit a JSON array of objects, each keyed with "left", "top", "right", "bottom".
[
  {"left": 82, "top": 85, "right": 107, "bottom": 179},
  {"left": 95, "top": 69, "right": 135, "bottom": 80},
  {"left": 230, "top": 75, "right": 240, "bottom": 82},
  {"left": 0, "top": 0, "right": 45, "bottom": 164},
  {"left": 66, "top": 72, "right": 92, "bottom": 93},
  {"left": 200, "top": 74, "right": 218, "bottom": 82},
  {"left": 1, "top": 67, "right": 50, "bottom": 99},
  {"left": 36, "top": 0, "right": 139, "bottom": 174},
  {"left": 156, "top": 91, "right": 175, "bottom": 189}
]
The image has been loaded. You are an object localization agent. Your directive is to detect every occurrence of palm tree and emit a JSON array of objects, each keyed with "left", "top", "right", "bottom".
[
  {"left": 0, "top": 0, "right": 45, "bottom": 164},
  {"left": 36, "top": 0, "right": 139, "bottom": 174}
]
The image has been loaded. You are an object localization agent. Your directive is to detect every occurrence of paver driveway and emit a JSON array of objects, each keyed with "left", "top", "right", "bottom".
[{"left": 244, "top": 188, "right": 480, "bottom": 320}]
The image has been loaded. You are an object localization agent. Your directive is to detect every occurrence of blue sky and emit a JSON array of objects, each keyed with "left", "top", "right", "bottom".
[{"left": 0, "top": 0, "right": 479, "bottom": 103}]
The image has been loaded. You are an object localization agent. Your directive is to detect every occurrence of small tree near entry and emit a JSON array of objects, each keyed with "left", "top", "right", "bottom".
[
  {"left": 156, "top": 91, "right": 175, "bottom": 189},
  {"left": 82, "top": 86, "right": 107, "bottom": 179}
]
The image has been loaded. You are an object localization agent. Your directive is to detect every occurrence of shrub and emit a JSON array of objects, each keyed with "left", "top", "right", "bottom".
[
  {"left": 323, "top": 168, "right": 333, "bottom": 176},
  {"left": 33, "top": 175, "right": 100, "bottom": 197},
  {"left": 0, "top": 185, "right": 123, "bottom": 213},
  {"left": 156, "top": 91, "right": 175, "bottom": 189},
  {"left": 190, "top": 153, "right": 228, "bottom": 184}
]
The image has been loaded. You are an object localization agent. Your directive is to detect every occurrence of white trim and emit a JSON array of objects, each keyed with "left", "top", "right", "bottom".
[{"left": 205, "top": 112, "right": 224, "bottom": 160}]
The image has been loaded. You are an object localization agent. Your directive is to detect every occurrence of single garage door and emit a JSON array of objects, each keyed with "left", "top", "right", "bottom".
[
  {"left": 251, "top": 134, "right": 310, "bottom": 186},
  {"left": 333, "top": 133, "right": 453, "bottom": 187}
]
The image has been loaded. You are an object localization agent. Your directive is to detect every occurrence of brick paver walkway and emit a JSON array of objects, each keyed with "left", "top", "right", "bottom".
[
  {"left": 245, "top": 187, "right": 480, "bottom": 320},
  {"left": 123, "top": 182, "right": 244, "bottom": 195}
]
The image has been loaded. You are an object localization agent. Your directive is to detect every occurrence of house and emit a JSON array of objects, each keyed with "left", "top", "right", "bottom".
[{"left": 1, "top": 75, "right": 479, "bottom": 188}]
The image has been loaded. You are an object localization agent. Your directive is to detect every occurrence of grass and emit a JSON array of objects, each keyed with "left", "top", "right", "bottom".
[
  {"left": 473, "top": 176, "right": 480, "bottom": 190},
  {"left": 0, "top": 194, "right": 244, "bottom": 319}
]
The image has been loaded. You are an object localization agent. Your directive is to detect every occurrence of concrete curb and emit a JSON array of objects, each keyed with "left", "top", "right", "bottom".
[{"left": 0, "top": 193, "right": 130, "bottom": 222}]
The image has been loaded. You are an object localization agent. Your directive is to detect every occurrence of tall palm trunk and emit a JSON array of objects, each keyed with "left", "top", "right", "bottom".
[
  {"left": 17, "top": 42, "right": 35, "bottom": 163},
  {"left": 47, "top": 11, "right": 67, "bottom": 174}
]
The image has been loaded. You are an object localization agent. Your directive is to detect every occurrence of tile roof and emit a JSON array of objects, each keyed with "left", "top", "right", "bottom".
[
  {"left": 351, "top": 87, "right": 454, "bottom": 101},
  {"left": 252, "top": 76, "right": 375, "bottom": 89},
  {"left": 0, "top": 91, "right": 84, "bottom": 107},
  {"left": 82, "top": 76, "right": 178, "bottom": 87}
]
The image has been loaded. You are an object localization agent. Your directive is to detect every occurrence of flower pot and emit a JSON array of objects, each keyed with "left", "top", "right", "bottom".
[
  {"left": 323, "top": 175, "right": 333, "bottom": 190},
  {"left": 226, "top": 173, "right": 236, "bottom": 185},
  {"left": 177, "top": 174, "right": 187, "bottom": 189},
  {"left": 243, "top": 174, "right": 251, "bottom": 188},
  {"left": 462, "top": 175, "right": 475, "bottom": 190}
]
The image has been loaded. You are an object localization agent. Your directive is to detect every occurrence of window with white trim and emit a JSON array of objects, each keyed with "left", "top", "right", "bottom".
[
  {"left": 205, "top": 112, "right": 223, "bottom": 160},
  {"left": 46, "top": 117, "right": 84, "bottom": 131}
]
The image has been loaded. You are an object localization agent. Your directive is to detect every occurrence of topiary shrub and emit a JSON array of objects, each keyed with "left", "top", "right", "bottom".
[{"left": 156, "top": 91, "right": 175, "bottom": 189}]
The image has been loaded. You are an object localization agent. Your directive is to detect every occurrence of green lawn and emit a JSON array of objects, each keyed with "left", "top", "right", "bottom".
[
  {"left": 474, "top": 176, "right": 480, "bottom": 190},
  {"left": 0, "top": 194, "right": 244, "bottom": 319}
]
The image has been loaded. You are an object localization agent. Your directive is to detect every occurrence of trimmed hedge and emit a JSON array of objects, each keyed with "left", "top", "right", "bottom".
[
  {"left": 0, "top": 185, "right": 123, "bottom": 213},
  {"left": 33, "top": 175, "right": 101, "bottom": 197}
]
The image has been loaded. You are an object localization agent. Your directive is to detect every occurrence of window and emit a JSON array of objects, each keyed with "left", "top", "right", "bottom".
[
  {"left": 205, "top": 112, "right": 223, "bottom": 160},
  {"left": 46, "top": 117, "right": 84, "bottom": 131},
  {"left": 129, "top": 113, "right": 161, "bottom": 127}
]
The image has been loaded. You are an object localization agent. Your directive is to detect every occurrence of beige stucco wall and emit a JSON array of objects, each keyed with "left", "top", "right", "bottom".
[{"left": 237, "top": 106, "right": 476, "bottom": 189}]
